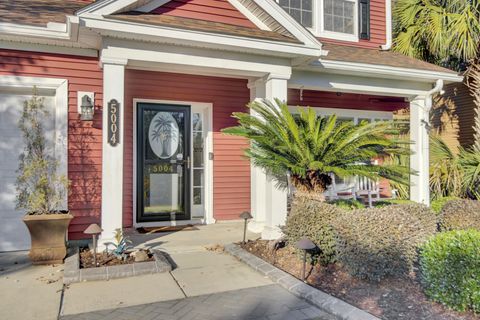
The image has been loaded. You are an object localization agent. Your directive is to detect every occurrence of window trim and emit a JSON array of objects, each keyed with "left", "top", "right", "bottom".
[
  {"left": 277, "top": 0, "right": 359, "bottom": 42},
  {"left": 319, "top": 0, "right": 359, "bottom": 41}
]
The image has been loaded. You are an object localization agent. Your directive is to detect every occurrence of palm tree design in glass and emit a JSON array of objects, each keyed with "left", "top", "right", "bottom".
[{"left": 149, "top": 112, "right": 179, "bottom": 159}]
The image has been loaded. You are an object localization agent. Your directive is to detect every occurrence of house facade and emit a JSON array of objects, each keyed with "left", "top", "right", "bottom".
[{"left": 0, "top": 0, "right": 462, "bottom": 251}]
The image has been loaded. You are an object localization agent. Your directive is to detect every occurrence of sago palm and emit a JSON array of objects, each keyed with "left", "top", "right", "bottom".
[
  {"left": 393, "top": 0, "right": 480, "bottom": 70},
  {"left": 222, "top": 99, "right": 411, "bottom": 196}
]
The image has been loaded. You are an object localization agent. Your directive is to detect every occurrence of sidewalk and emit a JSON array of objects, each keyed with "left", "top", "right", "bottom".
[
  {"left": 0, "top": 251, "right": 63, "bottom": 320},
  {"left": 1, "top": 222, "right": 336, "bottom": 320}
]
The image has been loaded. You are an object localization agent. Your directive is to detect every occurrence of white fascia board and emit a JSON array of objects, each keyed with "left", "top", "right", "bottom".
[
  {"left": 250, "top": 0, "right": 322, "bottom": 49},
  {"left": 0, "top": 40, "right": 98, "bottom": 57},
  {"left": 314, "top": 59, "right": 463, "bottom": 83},
  {"left": 289, "top": 69, "right": 433, "bottom": 98},
  {"left": 0, "top": 15, "right": 80, "bottom": 43},
  {"left": 136, "top": 0, "right": 170, "bottom": 12},
  {"left": 81, "top": 15, "right": 321, "bottom": 58},
  {"left": 228, "top": 0, "right": 270, "bottom": 30},
  {"left": 76, "top": 0, "right": 143, "bottom": 15},
  {"left": 0, "top": 22, "right": 71, "bottom": 40},
  {"left": 101, "top": 39, "right": 292, "bottom": 78}
]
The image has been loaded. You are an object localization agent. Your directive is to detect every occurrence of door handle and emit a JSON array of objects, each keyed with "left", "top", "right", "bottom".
[{"left": 185, "top": 156, "right": 191, "bottom": 169}]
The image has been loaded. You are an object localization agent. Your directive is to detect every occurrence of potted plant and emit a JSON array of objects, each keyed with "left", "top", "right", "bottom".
[{"left": 16, "top": 91, "right": 71, "bottom": 265}]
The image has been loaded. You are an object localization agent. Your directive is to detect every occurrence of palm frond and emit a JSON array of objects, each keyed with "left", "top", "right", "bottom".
[{"left": 222, "top": 99, "right": 412, "bottom": 194}]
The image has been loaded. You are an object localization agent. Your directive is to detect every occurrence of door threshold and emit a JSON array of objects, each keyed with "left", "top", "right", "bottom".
[{"left": 134, "top": 218, "right": 205, "bottom": 228}]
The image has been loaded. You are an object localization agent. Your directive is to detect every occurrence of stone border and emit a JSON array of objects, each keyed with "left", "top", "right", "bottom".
[
  {"left": 225, "top": 243, "right": 380, "bottom": 320},
  {"left": 63, "top": 249, "right": 172, "bottom": 284}
]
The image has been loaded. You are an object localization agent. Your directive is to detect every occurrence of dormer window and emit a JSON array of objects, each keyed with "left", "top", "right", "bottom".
[{"left": 278, "top": 0, "right": 369, "bottom": 42}]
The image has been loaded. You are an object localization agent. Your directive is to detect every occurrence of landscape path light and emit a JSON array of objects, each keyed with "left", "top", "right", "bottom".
[
  {"left": 239, "top": 211, "right": 253, "bottom": 244},
  {"left": 296, "top": 237, "right": 316, "bottom": 282},
  {"left": 84, "top": 223, "right": 102, "bottom": 267}
]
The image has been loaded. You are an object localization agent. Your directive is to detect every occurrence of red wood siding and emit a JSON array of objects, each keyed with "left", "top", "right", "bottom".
[
  {"left": 288, "top": 89, "right": 408, "bottom": 111},
  {"left": 123, "top": 70, "right": 251, "bottom": 225},
  {"left": 150, "top": 0, "right": 257, "bottom": 28},
  {"left": 319, "top": 0, "right": 386, "bottom": 49},
  {"left": 0, "top": 49, "right": 103, "bottom": 240}
]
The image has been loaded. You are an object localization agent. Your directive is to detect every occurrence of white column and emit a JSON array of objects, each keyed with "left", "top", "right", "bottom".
[
  {"left": 100, "top": 59, "right": 126, "bottom": 244},
  {"left": 410, "top": 97, "right": 430, "bottom": 205},
  {"left": 248, "top": 74, "right": 290, "bottom": 240}
]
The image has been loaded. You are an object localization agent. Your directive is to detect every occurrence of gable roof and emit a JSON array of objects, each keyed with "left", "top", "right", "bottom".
[
  {"left": 107, "top": 12, "right": 300, "bottom": 43},
  {"left": 77, "top": 0, "right": 322, "bottom": 49}
]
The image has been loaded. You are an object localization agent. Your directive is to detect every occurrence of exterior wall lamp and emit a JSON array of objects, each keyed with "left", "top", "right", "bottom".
[{"left": 78, "top": 91, "right": 95, "bottom": 121}]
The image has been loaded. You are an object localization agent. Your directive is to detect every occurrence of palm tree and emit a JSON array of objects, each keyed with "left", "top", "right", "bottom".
[
  {"left": 393, "top": 0, "right": 480, "bottom": 70},
  {"left": 430, "top": 134, "right": 480, "bottom": 200},
  {"left": 222, "top": 99, "right": 411, "bottom": 197}
]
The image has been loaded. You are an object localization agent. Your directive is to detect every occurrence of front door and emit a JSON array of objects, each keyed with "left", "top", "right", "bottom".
[{"left": 137, "top": 103, "right": 191, "bottom": 222}]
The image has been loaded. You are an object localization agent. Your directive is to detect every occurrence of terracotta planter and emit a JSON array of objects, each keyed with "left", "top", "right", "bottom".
[{"left": 22, "top": 213, "right": 73, "bottom": 265}]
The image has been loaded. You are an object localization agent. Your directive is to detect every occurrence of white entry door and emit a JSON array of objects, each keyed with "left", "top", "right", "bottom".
[{"left": 0, "top": 92, "right": 56, "bottom": 251}]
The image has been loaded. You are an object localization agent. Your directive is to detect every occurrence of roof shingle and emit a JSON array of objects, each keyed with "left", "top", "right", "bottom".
[
  {"left": 0, "top": 0, "right": 93, "bottom": 27},
  {"left": 322, "top": 43, "right": 458, "bottom": 74},
  {"left": 106, "top": 12, "right": 300, "bottom": 43}
]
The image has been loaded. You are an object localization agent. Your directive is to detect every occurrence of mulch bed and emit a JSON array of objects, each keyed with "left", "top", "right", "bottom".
[
  {"left": 242, "top": 240, "right": 477, "bottom": 320},
  {"left": 79, "top": 249, "right": 154, "bottom": 269}
]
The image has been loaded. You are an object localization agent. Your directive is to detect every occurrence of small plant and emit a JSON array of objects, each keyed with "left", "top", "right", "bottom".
[
  {"left": 333, "top": 204, "right": 437, "bottom": 282},
  {"left": 105, "top": 229, "right": 133, "bottom": 260},
  {"left": 327, "top": 199, "right": 365, "bottom": 210},
  {"left": 439, "top": 199, "right": 480, "bottom": 231},
  {"left": 15, "top": 90, "right": 69, "bottom": 214},
  {"left": 420, "top": 230, "right": 480, "bottom": 313},
  {"left": 430, "top": 196, "right": 460, "bottom": 214},
  {"left": 283, "top": 194, "right": 345, "bottom": 265}
]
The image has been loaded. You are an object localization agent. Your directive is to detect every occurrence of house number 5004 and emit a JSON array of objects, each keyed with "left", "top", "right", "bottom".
[{"left": 107, "top": 99, "right": 120, "bottom": 147}]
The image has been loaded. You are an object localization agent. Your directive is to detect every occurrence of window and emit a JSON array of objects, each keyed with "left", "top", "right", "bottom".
[
  {"left": 323, "top": 0, "right": 355, "bottom": 35},
  {"left": 279, "top": 0, "right": 313, "bottom": 28},
  {"left": 278, "top": 0, "right": 360, "bottom": 41}
]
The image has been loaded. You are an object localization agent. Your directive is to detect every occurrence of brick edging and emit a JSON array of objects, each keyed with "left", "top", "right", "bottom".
[
  {"left": 63, "top": 249, "right": 172, "bottom": 284},
  {"left": 224, "top": 243, "right": 380, "bottom": 320}
]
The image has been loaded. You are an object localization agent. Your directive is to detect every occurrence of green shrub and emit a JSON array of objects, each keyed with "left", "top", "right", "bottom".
[
  {"left": 327, "top": 199, "right": 365, "bottom": 210},
  {"left": 373, "top": 199, "right": 415, "bottom": 208},
  {"left": 333, "top": 204, "right": 437, "bottom": 281},
  {"left": 284, "top": 193, "right": 345, "bottom": 265},
  {"left": 420, "top": 230, "right": 480, "bottom": 313},
  {"left": 439, "top": 199, "right": 480, "bottom": 231},
  {"left": 430, "top": 196, "right": 461, "bottom": 214}
]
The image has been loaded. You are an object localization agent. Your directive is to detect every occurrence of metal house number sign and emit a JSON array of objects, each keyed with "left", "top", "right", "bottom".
[{"left": 107, "top": 99, "right": 120, "bottom": 146}]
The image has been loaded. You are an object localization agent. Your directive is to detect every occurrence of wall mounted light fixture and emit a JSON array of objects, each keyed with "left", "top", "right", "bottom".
[{"left": 78, "top": 91, "right": 95, "bottom": 121}]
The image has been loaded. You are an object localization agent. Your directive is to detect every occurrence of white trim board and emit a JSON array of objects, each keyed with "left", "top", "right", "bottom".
[
  {"left": 0, "top": 75, "right": 69, "bottom": 210},
  {"left": 132, "top": 98, "right": 215, "bottom": 228},
  {"left": 312, "top": 59, "right": 463, "bottom": 83}
]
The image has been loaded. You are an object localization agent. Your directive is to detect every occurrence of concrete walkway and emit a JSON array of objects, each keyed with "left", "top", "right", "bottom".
[
  {"left": 0, "top": 251, "right": 64, "bottom": 320},
  {"left": 1, "top": 222, "right": 337, "bottom": 319},
  {"left": 62, "top": 284, "right": 335, "bottom": 320}
]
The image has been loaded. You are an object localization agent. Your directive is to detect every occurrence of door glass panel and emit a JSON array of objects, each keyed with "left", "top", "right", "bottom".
[
  {"left": 193, "top": 132, "right": 204, "bottom": 167},
  {"left": 138, "top": 104, "right": 190, "bottom": 222},
  {"left": 193, "top": 188, "right": 203, "bottom": 205},
  {"left": 192, "top": 112, "right": 205, "bottom": 209}
]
